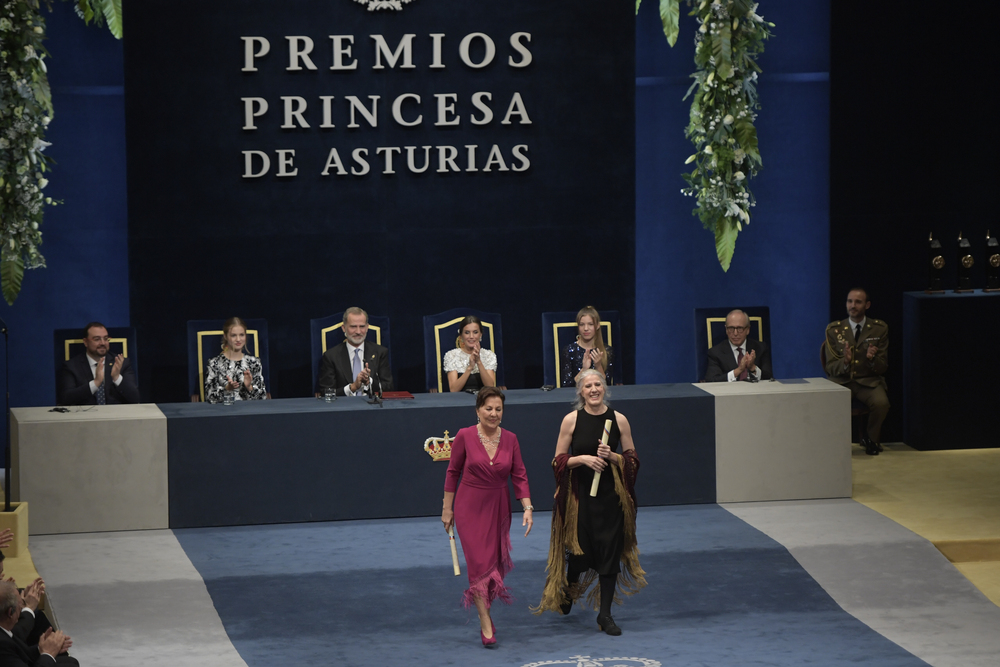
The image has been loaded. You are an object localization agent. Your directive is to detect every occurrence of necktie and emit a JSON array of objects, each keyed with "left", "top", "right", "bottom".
[
  {"left": 96, "top": 363, "right": 106, "bottom": 405},
  {"left": 352, "top": 348, "right": 362, "bottom": 395},
  {"left": 736, "top": 347, "right": 748, "bottom": 381},
  {"left": 855, "top": 324, "right": 862, "bottom": 345}
]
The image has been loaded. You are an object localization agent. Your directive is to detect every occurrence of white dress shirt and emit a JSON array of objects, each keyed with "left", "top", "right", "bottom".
[{"left": 88, "top": 354, "right": 123, "bottom": 395}]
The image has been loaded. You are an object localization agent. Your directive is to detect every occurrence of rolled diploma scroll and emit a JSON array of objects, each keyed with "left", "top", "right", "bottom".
[
  {"left": 590, "top": 418, "right": 613, "bottom": 497},
  {"left": 449, "top": 526, "right": 461, "bottom": 576}
]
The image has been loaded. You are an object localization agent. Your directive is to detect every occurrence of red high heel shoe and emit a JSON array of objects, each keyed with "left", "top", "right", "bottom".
[{"left": 481, "top": 625, "right": 496, "bottom": 647}]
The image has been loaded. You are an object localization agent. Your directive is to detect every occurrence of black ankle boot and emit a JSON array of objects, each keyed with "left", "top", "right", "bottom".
[{"left": 596, "top": 613, "right": 621, "bottom": 636}]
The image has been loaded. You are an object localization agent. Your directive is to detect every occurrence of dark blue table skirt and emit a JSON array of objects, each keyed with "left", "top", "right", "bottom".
[
  {"left": 903, "top": 290, "right": 1000, "bottom": 450},
  {"left": 158, "top": 384, "right": 716, "bottom": 528}
]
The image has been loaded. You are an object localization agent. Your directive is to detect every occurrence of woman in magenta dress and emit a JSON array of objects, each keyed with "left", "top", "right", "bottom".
[{"left": 441, "top": 387, "right": 533, "bottom": 647}]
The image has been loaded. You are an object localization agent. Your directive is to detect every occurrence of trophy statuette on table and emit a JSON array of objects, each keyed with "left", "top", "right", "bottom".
[
  {"left": 987, "top": 230, "right": 1000, "bottom": 292},
  {"left": 926, "top": 232, "right": 945, "bottom": 293},
  {"left": 956, "top": 231, "right": 974, "bottom": 292}
]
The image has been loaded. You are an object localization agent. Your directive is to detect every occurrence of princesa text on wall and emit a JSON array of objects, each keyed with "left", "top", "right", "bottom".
[{"left": 240, "top": 32, "right": 535, "bottom": 179}]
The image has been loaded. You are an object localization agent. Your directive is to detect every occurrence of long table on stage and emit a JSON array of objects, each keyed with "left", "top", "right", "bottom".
[{"left": 12, "top": 379, "right": 851, "bottom": 534}]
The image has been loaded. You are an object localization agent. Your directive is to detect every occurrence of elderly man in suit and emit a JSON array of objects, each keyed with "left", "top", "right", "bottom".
[
  {"left": 0, "top": 581, "right": 78, "bottom": 666},
  {"left": 318, "top": 307, "right": 394, "bottom": 397},
  {"left": 824, "top": 288, "right": 889, "bottom": 455},
  {"left": 704, "top": 309, "right": 773, "bottom": 383},
  {"left": 56, "top": 322, "right": 139, "bottom": 406}
]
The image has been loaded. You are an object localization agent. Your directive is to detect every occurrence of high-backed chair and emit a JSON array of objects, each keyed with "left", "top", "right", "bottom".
[
  {"left": 309, "top": 312, "right": 392, "bottom": 395},
  {"left": 187, "top": 319, "right": 270, "bottom": 402},
  {"left": 54, "top": 326, "right": 138, "bottom": 396},
  {"left": 693, "top": 306, "right": 771, "bottom": 382},
  {"left": 423, "top": 308, "right": 505, "bottom": 392},
  {"left": 541, "top": 311, "right": 623, "bottom": 388}
]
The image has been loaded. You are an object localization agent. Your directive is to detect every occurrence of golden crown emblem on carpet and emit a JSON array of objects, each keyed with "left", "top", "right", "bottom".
[
  {"left": 353, "top": 0, "right": 415, "bottom": 11},
  {"left": 423, "top": 430, "right": 452, "bottom": 461}
]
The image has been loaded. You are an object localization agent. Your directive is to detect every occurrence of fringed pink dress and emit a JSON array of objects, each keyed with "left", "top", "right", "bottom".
[{"left": 445, "top": 425, "right": 531, "bottom": 608}]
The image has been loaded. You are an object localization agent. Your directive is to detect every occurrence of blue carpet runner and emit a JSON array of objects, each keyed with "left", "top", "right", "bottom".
[{"left": 174, "top": 505, "right": 930, "bottom": 667}]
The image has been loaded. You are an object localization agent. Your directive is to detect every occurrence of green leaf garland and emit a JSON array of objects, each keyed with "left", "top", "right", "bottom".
[
  {"left": 642, "top": 0, "right": 774, "bottom": 272},
  {"left": 681, "top": 1, "right": 773, "bottom": 271},
  {"left": 70, "top": 0, "right": 123, "bottom": 39},
  {"left": 0, "top": 0, "right": 57, "bottom": 304}
]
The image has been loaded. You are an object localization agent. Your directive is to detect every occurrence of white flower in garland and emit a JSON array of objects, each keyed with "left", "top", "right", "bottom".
[
  {"left": 638, "top": 0, "right": 773, "bottom": 270},
  {"left": 0, "top": 0, "right": 57, "bottom": 304}
]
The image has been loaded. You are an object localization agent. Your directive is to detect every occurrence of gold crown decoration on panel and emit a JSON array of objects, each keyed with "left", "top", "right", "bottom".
[
  {"left": 354, "top": 0, "right": 415, "bottom": 12},
  {"left": 424, "top": 430, "right": 452, "bottom": 461}
]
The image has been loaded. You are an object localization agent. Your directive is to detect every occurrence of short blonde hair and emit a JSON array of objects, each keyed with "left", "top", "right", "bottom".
[{"left": 572, "top": 368, "right": 610, "bottom": 410}]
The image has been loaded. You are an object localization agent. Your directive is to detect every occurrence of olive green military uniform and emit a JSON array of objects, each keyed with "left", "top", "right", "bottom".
[{"left": 824, "top": 317, "right": 890, "bottom": 444}]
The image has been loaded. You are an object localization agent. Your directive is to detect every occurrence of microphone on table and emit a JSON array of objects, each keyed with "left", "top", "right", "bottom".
[{"left": 366, "top": 366, "right": 383, "bottom": 406}]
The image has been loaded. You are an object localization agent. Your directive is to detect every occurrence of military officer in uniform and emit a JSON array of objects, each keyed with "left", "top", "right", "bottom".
[{"left": 824, "top": 288, "right": 889, "bottom": 455}]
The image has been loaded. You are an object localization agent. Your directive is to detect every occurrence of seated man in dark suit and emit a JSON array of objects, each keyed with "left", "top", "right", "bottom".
[
  {"left": 56, "top": 322, "right": 140, "bottom": 406},
  {"left": 704, "top": 309, "right": 773, "bottom": 382},
  {"left": 0, "top": 552, "right": 53, "bottom": 647},
  {"left": 0, "top": 581, "right": 78, "bottom": 666},
  {"left": 318, "top": 307, "right": 394, "bottom": 397}
]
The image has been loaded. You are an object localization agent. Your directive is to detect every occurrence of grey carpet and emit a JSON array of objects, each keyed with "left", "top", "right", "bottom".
[
  {"left": 28, "top": 530, "right": 247, "bottom": 667},
  {"left": 724, "top": 499, "right": 1000, "bottom": 667}
]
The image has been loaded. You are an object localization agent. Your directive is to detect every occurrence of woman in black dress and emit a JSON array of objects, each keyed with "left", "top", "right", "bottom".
[{"left": 534, "top": 369, "right": 645, "bottom": 634}]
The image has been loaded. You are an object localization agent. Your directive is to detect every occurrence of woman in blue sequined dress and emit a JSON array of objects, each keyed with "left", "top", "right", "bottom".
[{"left": 561, "top": 306, "right": 613, "bottom": 387}]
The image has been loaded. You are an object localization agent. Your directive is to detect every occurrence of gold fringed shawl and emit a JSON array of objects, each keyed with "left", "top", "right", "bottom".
[{"left": 532, "top": 449, "right": 646, "bottom": 614}]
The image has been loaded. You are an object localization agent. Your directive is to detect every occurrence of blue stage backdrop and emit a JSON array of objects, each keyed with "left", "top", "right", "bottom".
[
  {"left": 124, "top": 0, "right": 635, "bottom": 401},
  {"left": 634, "top": 2, "right": 830, "bottom": 386}
]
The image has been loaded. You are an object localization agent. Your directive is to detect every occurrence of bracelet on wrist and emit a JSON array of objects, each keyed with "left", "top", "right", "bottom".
[{"left": 523, "top": 505, "right": 534, "bottom": 512}]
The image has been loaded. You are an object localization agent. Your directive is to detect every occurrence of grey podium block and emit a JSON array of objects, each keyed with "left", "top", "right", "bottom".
[
  {"left": 698, "top": 377, "right": 852, "bottom": 503},
  {"left": 12, "top": 405, "right": 169, "bottom": 535}
]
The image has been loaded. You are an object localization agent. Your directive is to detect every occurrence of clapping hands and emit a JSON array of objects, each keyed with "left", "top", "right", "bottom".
[
  {"left": 110, "top": 354, "right": 124, "bottom": 382},
  {"left": 467, "top": 342, "right": 481, "bottom": 370},
  {"left": 737, "top": 349, "right": 757, "bottom": 374}
]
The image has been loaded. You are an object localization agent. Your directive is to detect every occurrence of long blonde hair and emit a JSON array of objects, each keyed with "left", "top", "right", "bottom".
[{"left": 576, "top": 306, "right": 607, "bottom": 369}]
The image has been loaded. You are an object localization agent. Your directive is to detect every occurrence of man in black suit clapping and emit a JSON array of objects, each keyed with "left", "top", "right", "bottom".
[
  {"left": 704, "top": 310, "right": 773, "bottom": 382},
  {"left": 318, "top": 307, "right": 394, "bottom": 397},
  {"left": 56, "top": 322, "right": 140, "bottom": 406}
]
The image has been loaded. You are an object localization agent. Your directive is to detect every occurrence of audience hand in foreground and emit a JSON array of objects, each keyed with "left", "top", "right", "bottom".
[
  {"left": 866, "top": 343, "right": 877, "bottom": 360},
  {"left": 38, "top": 628, "right": 70, "bottom": 657},
  {"left": 0, "top": 528, "right": 12, "bottom": 550},
  {"left": 21, "top": 578, "right": 44, "bottom": 611},
  {"left": 843, "top": 342, "right": 853, "bottom": 364},
  {"left": 243, "top": 369, "right": 253, "bottom": 390}
]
